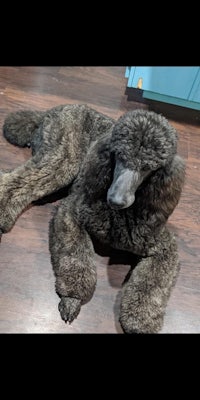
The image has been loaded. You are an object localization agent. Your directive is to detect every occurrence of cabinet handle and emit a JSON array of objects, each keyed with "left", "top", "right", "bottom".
[{"left": 137, "top": 78, "right": 143, "bottom": 89}]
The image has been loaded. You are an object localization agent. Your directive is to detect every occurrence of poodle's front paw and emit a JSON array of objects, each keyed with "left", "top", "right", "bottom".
[
  {"left": 119, "top": 293, "right": 163, "bottom": 334},
  {"left": 58, "top": 296, "right": 81, "bottom": 324},
  {"left": 119, "top": 310, "right": 163, "bottom": 334},
  {"left": 119, "top": 315, "right": 158, "bottom": 334}
]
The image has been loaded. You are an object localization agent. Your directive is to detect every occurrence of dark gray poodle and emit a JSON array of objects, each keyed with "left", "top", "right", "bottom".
[{"left": 1, "top": 104, "right": 185, "bottom": 333}]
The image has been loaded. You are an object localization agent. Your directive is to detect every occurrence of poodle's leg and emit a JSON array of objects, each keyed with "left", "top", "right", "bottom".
[
  {"left": 0, "top": 153, "right": 79, "bottom": 234},
  {"left": 49, "top": 198, "right": 97, "bottom": 323},
  {"left": 119, "top": 229, "right": 180, "bottom": 334},
  {"left": 0, "top": 112, "right": 82, "bottom": 234},
  {"left": 3, "top": 109, "right": 44, "bottom": 148}
]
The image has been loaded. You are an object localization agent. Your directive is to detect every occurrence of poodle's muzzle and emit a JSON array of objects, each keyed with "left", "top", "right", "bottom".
[{"left": 107, "top": 160, "right": 144, "bottom": 210}]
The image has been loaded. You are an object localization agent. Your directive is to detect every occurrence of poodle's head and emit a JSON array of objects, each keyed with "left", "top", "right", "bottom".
[{"left": 107, "top": 109, "right": 178, "bottom": 209}]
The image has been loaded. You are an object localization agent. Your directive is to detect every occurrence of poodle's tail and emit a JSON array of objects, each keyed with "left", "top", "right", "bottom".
[{"left": 3, "top": 109, "right": 44, "bottom": 148}]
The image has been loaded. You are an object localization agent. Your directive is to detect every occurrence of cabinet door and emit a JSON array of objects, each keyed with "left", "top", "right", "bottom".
[
  {"left": 126, "top": 67, "right": 136, "bottom": 86},
  {"left": 189, "top": 68, "right": 200, "bottom": 102},
  {"left": 129, "top": 67, "right": 199, "bottom": 100}
]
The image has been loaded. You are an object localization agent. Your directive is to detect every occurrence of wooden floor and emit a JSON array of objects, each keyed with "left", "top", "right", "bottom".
[{"left": 0, "top": 67, "right": 199, "bottom": 333}]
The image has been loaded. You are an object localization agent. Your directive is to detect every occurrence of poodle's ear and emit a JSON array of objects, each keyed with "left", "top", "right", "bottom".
[
  {"left": 144, "top": 154, "right": 186, "bottom": 224},
  {"left": 79, "top": 138, "right": 113, "bottom": 199}
]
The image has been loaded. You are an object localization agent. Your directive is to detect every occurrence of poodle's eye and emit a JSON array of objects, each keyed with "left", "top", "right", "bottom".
[
  {"left": 141, "top": 165, "right": 149, "bottom": 172},
  {"left": 110, "top": 151, "right": 115, "bottom": 163}
]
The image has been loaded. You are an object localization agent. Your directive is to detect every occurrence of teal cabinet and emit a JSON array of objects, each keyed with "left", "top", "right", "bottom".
[{"left": 125, "top": 67, "right": 200, "bottom": 110}]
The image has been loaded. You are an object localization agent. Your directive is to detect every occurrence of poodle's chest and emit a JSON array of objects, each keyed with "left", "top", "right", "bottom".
[
  {"left": 75, "top": 197, "right": 160, "bottom": 255},
  {"left": 76, "top": 199, "right": 134, "bottom": 249}
]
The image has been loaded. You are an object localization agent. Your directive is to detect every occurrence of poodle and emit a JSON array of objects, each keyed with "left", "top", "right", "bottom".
[{"left": 1, "top": 104, "right": 185, "bottom": 333}]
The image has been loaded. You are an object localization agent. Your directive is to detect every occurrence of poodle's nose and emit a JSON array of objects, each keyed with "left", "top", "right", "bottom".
[{"left": 107, "top": 197, "right": 127, "bottom": 209}]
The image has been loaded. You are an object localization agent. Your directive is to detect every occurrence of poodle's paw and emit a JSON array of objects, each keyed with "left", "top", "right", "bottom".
[
  {"left": 119, "top": 297, "right": 163, "bottom": 334},
  {"left": 119, "top": 313, "right": 163, "bottom": 334},
  {"left": 58, "top": 296, "right": 81, "bottom": 324}
]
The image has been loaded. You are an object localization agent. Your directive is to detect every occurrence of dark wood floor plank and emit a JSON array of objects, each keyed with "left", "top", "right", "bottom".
[
  {"left": 0, "top": 67, "right": 128, "bottom": 111},
  {"left": 0, "top": 67, "right": 199, "bottom": 333}
]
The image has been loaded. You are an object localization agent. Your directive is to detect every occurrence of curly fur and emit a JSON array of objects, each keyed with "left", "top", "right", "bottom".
[{"left": 1, "top": 104, "right": 185, "bottom": 333}]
